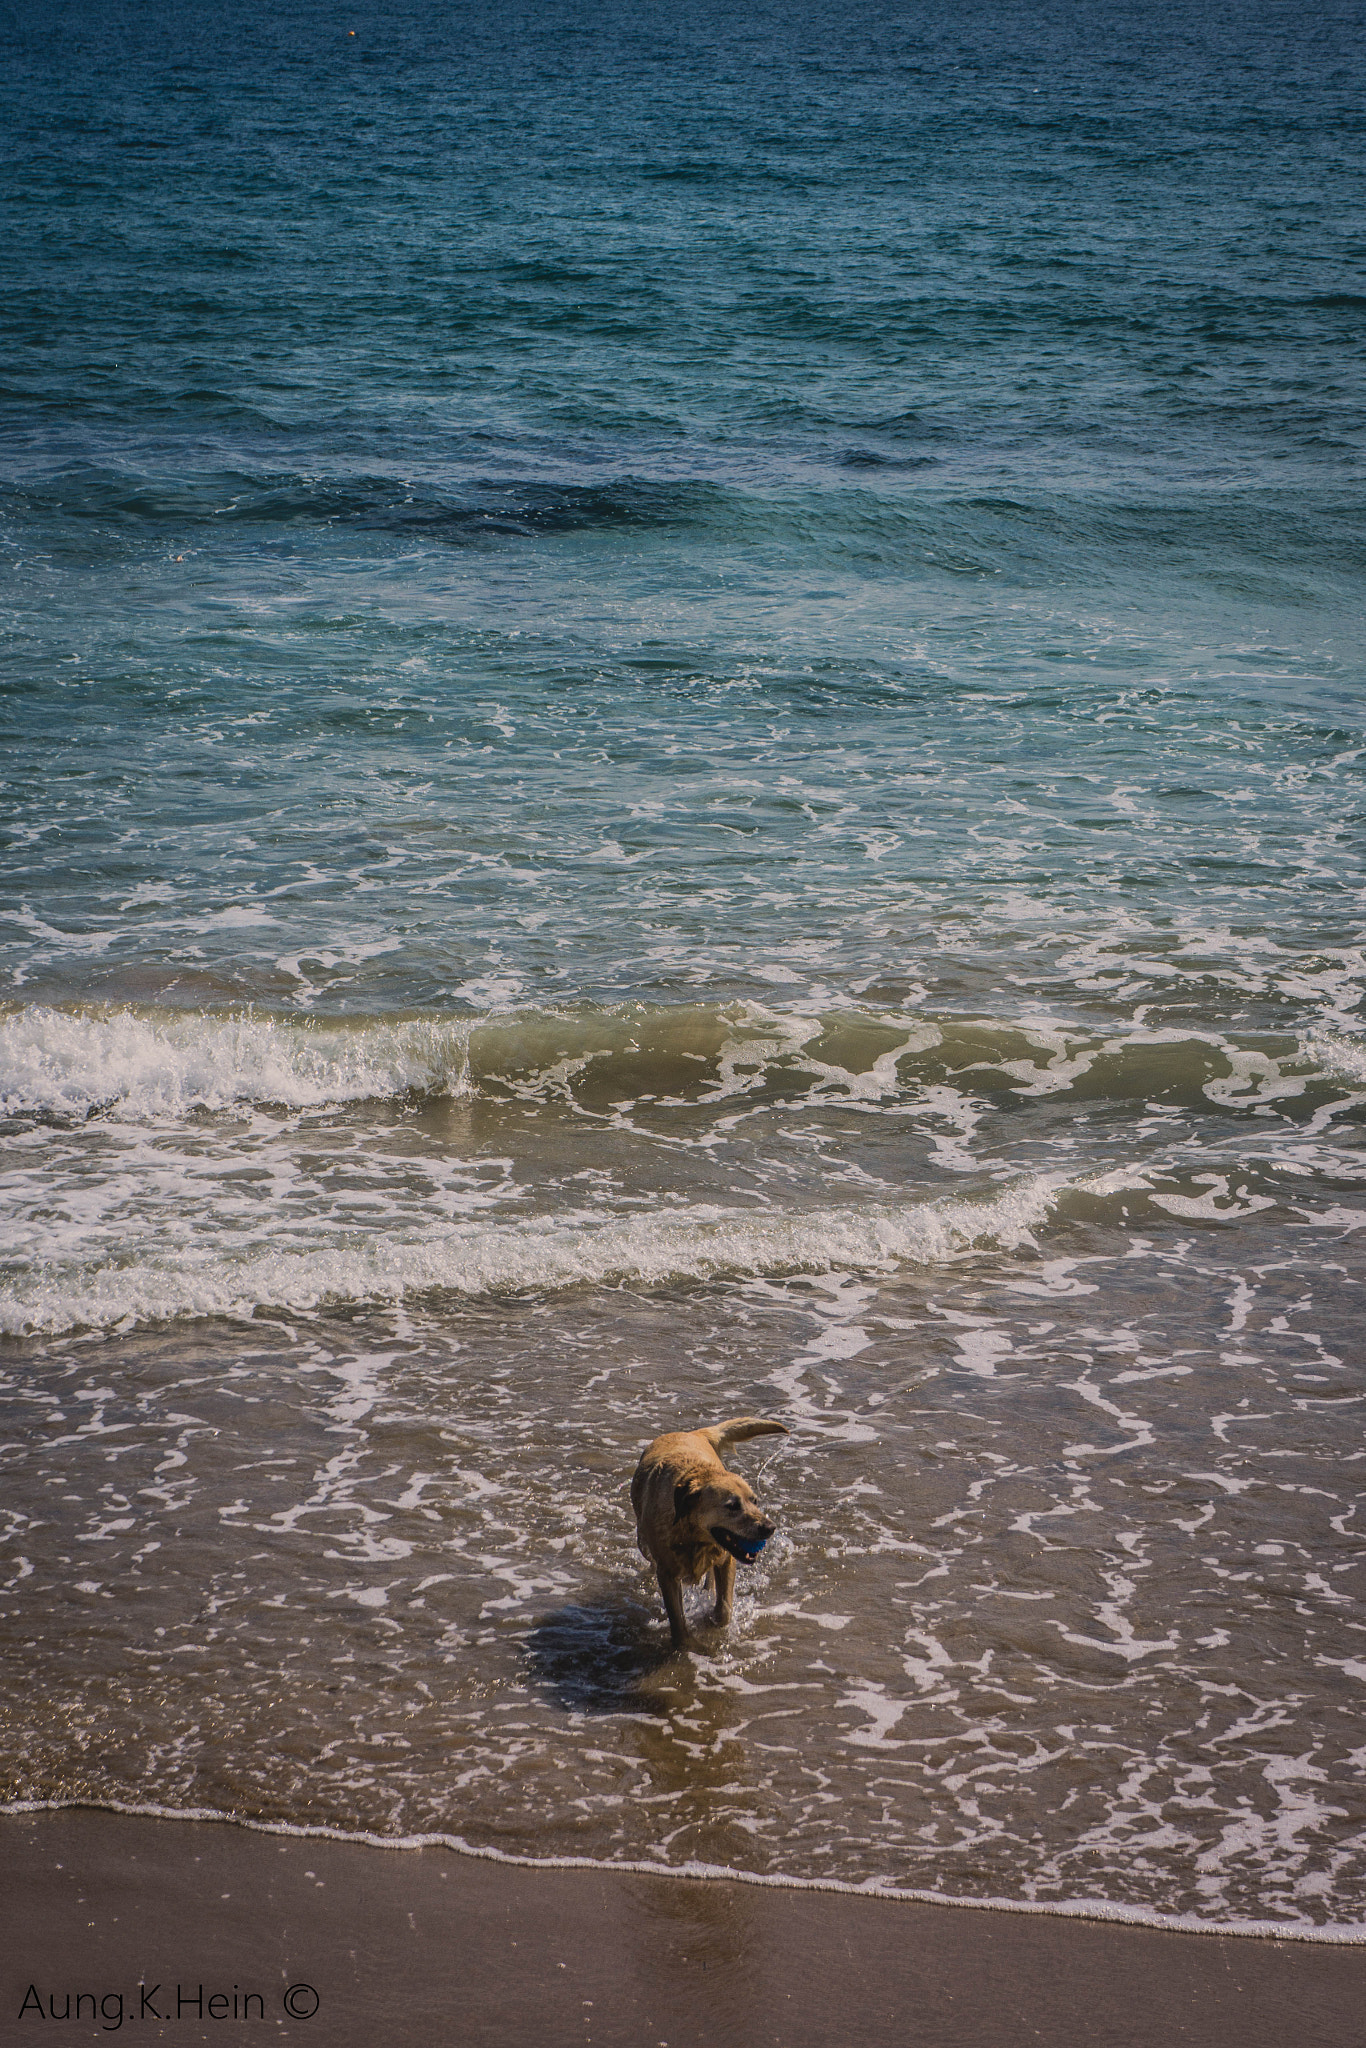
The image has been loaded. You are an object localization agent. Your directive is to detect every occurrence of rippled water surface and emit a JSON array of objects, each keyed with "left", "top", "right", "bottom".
[{"left": 3, "top": 0, "right": 1365, "bottom": 1933}]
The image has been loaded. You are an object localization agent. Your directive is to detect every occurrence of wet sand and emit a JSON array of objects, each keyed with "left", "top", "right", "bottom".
[{"left": 2, "top": 1810, "right": 1363, "bottom": 2047}]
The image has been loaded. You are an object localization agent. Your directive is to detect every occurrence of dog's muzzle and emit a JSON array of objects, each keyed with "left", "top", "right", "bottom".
[{"left": 712, "top": 1524, "right": 773, "bottom": 1563}]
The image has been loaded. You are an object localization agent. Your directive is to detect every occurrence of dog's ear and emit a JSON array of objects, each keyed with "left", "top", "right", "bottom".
[{"left": 673, "top": 1479, "right": 699, "bottom": 1523}]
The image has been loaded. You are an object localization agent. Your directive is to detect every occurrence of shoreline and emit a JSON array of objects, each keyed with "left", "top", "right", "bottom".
[
  {"left": 5, "top": 1798, "right": 1363, "bottom": 1948},
  {"left": 4, "top": 1808, "right": 1365, "bottom": 2048}
]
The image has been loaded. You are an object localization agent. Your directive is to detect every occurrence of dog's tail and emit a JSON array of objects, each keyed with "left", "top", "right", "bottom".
[{"left": 702, "top": 1416, "right": 788, "bottom": 1453}]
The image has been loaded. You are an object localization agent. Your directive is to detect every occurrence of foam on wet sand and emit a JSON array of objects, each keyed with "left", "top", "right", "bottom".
[{"left": 4, "top": 1808, "right": 1365, "bottom": 2047}]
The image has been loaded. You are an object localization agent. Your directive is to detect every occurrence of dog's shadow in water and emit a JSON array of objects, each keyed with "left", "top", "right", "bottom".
[{"left": 525, "top": 1598, "right": 681, "bottom": 1717}]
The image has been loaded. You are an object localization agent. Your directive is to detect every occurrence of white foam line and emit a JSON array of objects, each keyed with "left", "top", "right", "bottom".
[
  {"left": 0, "top": 1181, "right": 1068, "bottom": 1337},
  {"left": 4, "top": 1799, "right": 1362, "bottom": 1945}
]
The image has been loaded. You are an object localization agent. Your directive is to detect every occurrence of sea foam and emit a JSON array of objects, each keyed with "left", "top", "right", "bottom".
[{"left": 0, "top": 1178, "right": 1065, "bottom": 1336}]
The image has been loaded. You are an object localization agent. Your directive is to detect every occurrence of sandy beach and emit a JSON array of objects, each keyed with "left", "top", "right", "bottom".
[{"left": 3, "top": 1809, "right": 1363, "bottom": 2048}]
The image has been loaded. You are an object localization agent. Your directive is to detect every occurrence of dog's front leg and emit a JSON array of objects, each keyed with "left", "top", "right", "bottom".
[
  {"left": 657, "top": 1567, "right": 691, "bottom": 1649},
  {"left": 709, "top": 1554, "right": 735, "bottom": 1628}
]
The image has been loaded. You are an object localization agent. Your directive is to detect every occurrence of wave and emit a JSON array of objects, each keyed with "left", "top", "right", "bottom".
[
  {"left": 0, "top": 1005, "right": 472, "bottom": 1118},
  {"left": 6, "top": 1800, "right": 1362, "bottom": 1944},
  {"left": 0, "top": 465, "right": 721, "bottom": 541},
  {"left": 0, "top": 1178, "right": 1068, "bottom": 1336},
  {"left": 3, "top": 999, "right": 1360, "bottom": 1124},
  {"left": 6, "top": 464, "right": 1364, "bottom": 580}
]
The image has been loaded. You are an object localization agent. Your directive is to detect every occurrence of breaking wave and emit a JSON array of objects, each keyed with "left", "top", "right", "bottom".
[
  {"left": 0, "top": 1004, "right": 472, "bottom": 1119},
  {"left": 3, "top": 999, "right": 1361, "bottom": 1123}
]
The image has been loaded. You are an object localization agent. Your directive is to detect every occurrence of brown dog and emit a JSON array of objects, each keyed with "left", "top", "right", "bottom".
[{"left": 631, "top": 1416, "right": 788, "bottom": 1649}]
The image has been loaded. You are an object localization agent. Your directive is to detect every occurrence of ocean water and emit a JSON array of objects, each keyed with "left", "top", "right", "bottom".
[{"left": 3, "top": 0, "right": 1366, "bottom": 1935}]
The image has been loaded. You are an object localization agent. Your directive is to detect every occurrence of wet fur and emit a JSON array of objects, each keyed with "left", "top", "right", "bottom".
[{"left": 631, "top": 1416, "right": 787, "bottom": 1649}]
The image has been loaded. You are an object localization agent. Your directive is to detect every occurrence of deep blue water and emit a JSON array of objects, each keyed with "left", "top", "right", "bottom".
[{"left": 3, "top": 0, "right": 1366, "bottom": 1929}]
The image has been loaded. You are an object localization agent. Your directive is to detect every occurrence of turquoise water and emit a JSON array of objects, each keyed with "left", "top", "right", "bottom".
[{"left": 3, "top": 0, "right": 1366, "bottom": 1930}]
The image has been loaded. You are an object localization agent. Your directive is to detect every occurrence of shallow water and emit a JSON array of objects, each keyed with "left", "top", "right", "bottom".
[{"left": 3, "top": 0, "right": 1365, "bottom": 1933}]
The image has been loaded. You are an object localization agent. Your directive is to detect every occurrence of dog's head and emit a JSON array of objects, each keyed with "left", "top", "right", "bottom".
[{"left": 674, "top": 1472, "right": 775, "bottom": 1563}]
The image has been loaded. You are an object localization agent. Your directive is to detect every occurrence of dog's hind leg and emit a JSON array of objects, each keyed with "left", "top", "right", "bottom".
[
  {"left": 709, "top": 1554, "right": 736, "bottom": 1628},
  {"left": 656, "top": 1567, "right": 691, "bottom": 1650}
]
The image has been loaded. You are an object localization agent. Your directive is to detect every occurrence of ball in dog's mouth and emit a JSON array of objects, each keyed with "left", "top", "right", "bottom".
[{"left": 712, "top": 1525, "right": 772, "bottom": 1562}]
